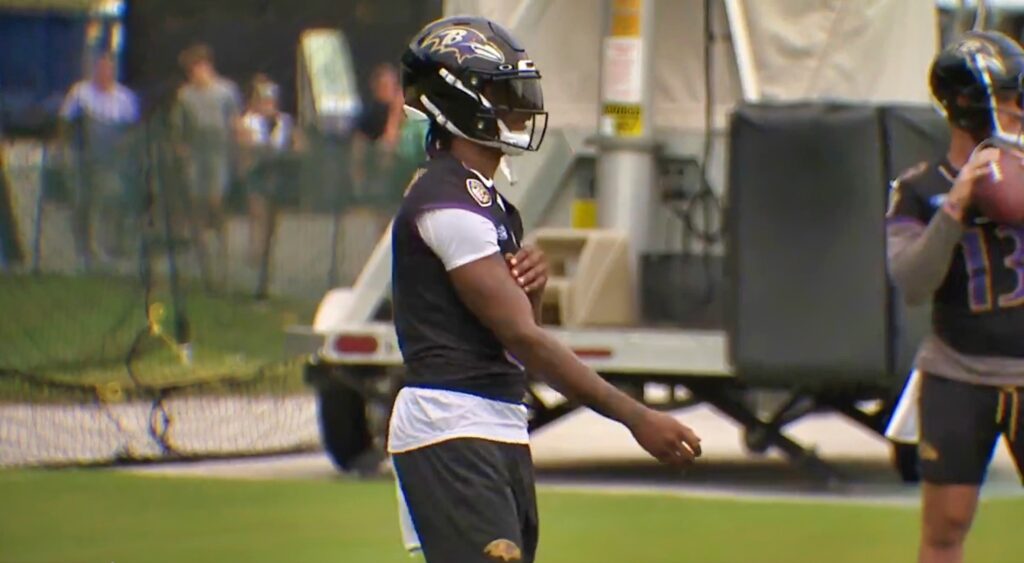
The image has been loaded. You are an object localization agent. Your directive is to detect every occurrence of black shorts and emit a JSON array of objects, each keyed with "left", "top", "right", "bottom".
[
  {"left": 392, "top": 438, "right": 539, "bottom": 563},
  {"left": 919, "top": 373, "right": 1024, "bottom": 485}
]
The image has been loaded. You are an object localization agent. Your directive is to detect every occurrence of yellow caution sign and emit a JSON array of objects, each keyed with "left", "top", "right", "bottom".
[{"left": 603, "top": 103, "right": 643, "bottom": 137}]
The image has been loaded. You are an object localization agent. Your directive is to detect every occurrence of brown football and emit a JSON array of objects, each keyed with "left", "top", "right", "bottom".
[{"left": 973, "top": 147, "right": 1024, "bottom": 224}]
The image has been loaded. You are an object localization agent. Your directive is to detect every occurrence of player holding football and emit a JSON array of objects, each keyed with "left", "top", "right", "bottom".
[
  {"left": 887, "top": 31, "right": 1024, "bottom": 563},
  {"left": 386, "top": 16, "right": 702, "bottom": 563}
]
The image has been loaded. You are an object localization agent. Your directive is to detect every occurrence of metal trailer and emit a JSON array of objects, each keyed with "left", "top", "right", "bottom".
[
  {"left": 290, "top": 321, "right": 918, "bottom": 482},
  {"left": 286, "top": 0, "right": 945, "bottom": 482}
]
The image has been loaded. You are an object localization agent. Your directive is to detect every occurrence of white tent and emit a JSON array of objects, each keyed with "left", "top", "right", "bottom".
[
  {"left": 444, "top": 0, "right": 939, "bottom": 130},
  {"left": 308, "top": 0, "right": 944, "bottom": 329}
]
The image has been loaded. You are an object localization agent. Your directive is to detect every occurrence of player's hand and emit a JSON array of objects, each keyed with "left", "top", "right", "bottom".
[
  {"left": 947, "top": 146, "right": 1000, "bottom": 221},
  {"left": 628, "top": 409, "right": 702, "bottom": 467},
  {"left": 505, "top": 245, "right": 548, "bottom": 295}
]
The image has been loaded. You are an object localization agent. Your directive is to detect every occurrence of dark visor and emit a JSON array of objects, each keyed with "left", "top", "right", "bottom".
[{"left": 486, "top": 77, "right": 544, "bottom": 113}]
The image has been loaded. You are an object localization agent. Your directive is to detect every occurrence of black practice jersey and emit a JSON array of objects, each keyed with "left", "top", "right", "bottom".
[
  {"left": 391, "top": 154, "right": 527, "bottom": 403},
  {"left": 887, "top": 159, "right": 1024, "bottom": 358}
]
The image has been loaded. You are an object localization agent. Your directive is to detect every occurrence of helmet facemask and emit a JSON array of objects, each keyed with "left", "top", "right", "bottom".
[
  {"left": 416, "top": 67, "right": 548, "bottom": 156},
  {"left": 484, "top": 75, "right": 548, "bottom": 155},
  {"left": 958, "top": 39, "right": 1024, "bottom": 150},
  {"left": 980, "top": 90, "right": 1024, "bottom": 151}
]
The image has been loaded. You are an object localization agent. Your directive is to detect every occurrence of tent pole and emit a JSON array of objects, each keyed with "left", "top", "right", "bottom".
[
  {"left": 594, "top": 0, "right": 657, "bottom": 274},
  {"left": 723, "top": 0, "right": 761, "bottom": 102}
]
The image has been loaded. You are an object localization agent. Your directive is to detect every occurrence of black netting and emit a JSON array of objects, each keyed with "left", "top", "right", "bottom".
[{"left": 0, "top": 93, "right": 426, "bottom": 468}]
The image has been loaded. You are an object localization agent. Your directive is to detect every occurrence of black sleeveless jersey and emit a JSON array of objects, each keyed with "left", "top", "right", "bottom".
[
  {"left": 888, "top": 159, "right": 1024, "bottom": 358},
  {"left": 391, "top": 154, "right": 527, "bottom": 403}
]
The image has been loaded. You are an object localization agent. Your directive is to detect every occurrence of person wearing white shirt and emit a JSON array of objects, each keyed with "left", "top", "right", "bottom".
[{"left": 59, "top": 53, "right": 139, "bottom": 269}]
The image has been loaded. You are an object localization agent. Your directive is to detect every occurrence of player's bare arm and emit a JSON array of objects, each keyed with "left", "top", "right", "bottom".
[
  {"left": 450, "top": 253, "right": 702, "bottom": 466},
  {"left": 505, "top": 245, "right": 546, "bottom": 320}
]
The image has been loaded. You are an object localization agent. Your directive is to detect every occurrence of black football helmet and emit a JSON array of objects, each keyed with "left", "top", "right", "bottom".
[
  {"left": 401, "top": 16, "right": 547, "bottom": 155},
  {"left": 930, "top": 30, "right": 1024, "bottom": 145}
]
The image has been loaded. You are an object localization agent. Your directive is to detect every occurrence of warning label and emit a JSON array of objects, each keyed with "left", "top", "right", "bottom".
[
  {"left": 603, "top": 37, "right": 642, "bottom": 104},
  {"left": 602, "top": 103, "right": 643, "bottom": 137}
]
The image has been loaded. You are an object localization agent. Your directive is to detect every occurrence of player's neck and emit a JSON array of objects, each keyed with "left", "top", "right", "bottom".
[
  {"left": 450, "top": 139, "right": 500, "bottom": 181},
  {"left": 947, "top": 129, "right": 979, "bottom": 170}
]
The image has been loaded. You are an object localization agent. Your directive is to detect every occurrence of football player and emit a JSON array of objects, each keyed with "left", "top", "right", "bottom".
[
  {"left": 387, "top": 16, "right": 703, "bottom": 563},
  {"left": 887, "top": 31, "right": 1024, "bottom": 563}
]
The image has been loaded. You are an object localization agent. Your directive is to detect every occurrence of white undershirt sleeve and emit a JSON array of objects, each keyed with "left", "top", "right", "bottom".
[{"left": 416, "top": 208, "right": 500, "bottom": 271}]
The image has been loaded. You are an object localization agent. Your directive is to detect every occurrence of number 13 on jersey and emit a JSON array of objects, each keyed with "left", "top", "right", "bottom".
[{"left": 962, "top": 226, "right": 1024, "bottom": 312}]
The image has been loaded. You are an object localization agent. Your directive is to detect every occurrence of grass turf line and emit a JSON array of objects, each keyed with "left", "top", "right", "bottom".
[{"left": 2, "top": 470, "right": 1024, "bottom": 563}]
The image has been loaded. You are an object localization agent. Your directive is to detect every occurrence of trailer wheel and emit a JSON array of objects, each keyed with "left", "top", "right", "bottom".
[
  {"left": 891, "top": 442, "right": 920, "bottom": 483},
  {"left": 743, "top": 426, "right": 771, "bottom": 455},
  {"left": 317, "top": 382, "right": 373, "bottom": 473}
]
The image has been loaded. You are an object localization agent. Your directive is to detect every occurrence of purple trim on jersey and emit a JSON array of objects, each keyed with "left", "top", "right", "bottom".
[
  {"left": 886, "top": 216, "right": 926, "bottom": 228},
  {"left": 418, "top": 202, "right": 493, "bottom": 216},
  {"left": 402, "top": 383, "right": 527, "bottom": 405}
]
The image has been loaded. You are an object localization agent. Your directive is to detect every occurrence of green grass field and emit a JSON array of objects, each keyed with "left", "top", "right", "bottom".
[
  {"left": 0, "top": 274, "right": 315, "bottom": 402},
  {"left": 1, "top": 469, "right": 1023, "bottom": 563}
]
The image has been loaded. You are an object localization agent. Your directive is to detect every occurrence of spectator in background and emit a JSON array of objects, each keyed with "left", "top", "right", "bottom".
[
  {"left": 350, "top": 62, "right": 405, "bottom": 204},
  {"left": 172, "top": 44, "right": 241, "bottom": 287},
  {"left": 335, "top": 63, "right": 407, "bottom": 284},
  {"left": 238, "top": 73, "right": 301, "bottom": 298},
  {"left": 59, "top": 53, "right": 139, "bottom": 271},
  {"left": 0, "top": 138, "right": 23, "bottom": 271}
]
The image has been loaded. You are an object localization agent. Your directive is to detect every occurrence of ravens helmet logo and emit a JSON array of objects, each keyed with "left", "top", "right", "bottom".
[
  {"left": 956, "top": 37, "right": 1007, "bottom": 75},
  {"left": 420, "top": 27, "right": 506, "bottom": 64},
  {"left": 483, "top": 539, "right": 522, "bottom": 561},
  {"left": 956, "top": 37, "right": 994, "bottom": 56}
]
